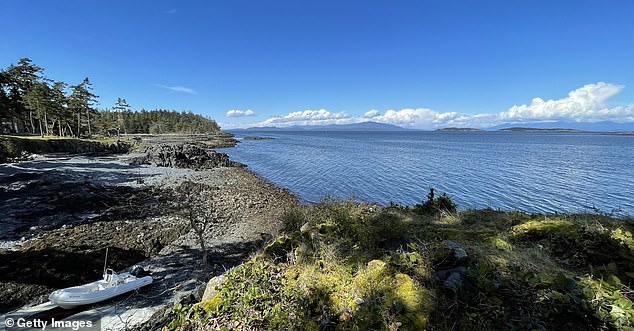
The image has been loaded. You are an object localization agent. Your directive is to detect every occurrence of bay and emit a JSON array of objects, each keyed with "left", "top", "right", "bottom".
[{"left": 224, "top": 131, "right": 634, "bottom": 216}]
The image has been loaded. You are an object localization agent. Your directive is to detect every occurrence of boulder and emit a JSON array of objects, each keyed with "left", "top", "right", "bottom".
[
  {"left": 201, "top": 274, "right": 227, "bottom": 301},
  {"left": 444, "top": 240, "right": 468, "bottom": 262}
]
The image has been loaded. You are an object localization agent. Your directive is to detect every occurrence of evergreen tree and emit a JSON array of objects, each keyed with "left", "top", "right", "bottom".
[
  {"left": 50, "top": 81, "right": 71, "bottom": 136},
  {"left": 2, "top": 58, "right": 221, "bottom": 136},
  {"left": 69, "top": 78, "right": 98, "bottom": 137},
  {"left": 4, "top": 58, "right": 45, "bottom": 133},
  {"left": 0, "top": 70, "right": 11, "bottom": 130},
  {"left": 22, "top": 81, "right": 54, "bottom": 135},
  {"left": 112, "top": 97, "right": 131, "bottom": 135}
]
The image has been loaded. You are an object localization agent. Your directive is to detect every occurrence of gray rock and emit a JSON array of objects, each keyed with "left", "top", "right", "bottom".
[
  {"left": 444, "top": 240, "right": 468, "bottom": 261},
  {"left": 201, "top": 274, "right": 227, "bottom": 301},
  {"left": 130, "top": 143, "right": 242, "bottom": 169},
  {"left": 435, "top": 266, "right": 467, "bottom": 290},
  {"left": 443, "top": 271, "right": 465, "bottom": 290},
  {"left": 435, "top": 266, "right": 466, "bottom": 280}
]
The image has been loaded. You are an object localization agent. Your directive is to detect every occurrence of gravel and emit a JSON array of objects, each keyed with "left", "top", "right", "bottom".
[{"left": 0, "top": 146, "right": 296, "bottom": 330}]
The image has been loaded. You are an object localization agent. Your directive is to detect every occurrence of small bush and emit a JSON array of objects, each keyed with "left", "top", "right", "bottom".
[
  {"left": 414, "top": 187, "right": 457, "bottom": 216},
  {"left": 281, "top": 206, "right": 306, "bottom": 233}
]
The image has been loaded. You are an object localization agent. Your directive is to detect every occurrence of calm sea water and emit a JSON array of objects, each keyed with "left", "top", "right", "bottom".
[{"left": 224, "top": 131, "right": 634, "bottom": 216}]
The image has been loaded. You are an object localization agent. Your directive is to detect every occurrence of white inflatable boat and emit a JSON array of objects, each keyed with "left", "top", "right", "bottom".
[{"left": 49, "top": 249, "right": 153, "bottom": 309}]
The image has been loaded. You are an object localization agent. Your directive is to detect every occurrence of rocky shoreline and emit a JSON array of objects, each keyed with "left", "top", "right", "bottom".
[{"left": 0, "top": 135, "right": 296, "bottom": 329}]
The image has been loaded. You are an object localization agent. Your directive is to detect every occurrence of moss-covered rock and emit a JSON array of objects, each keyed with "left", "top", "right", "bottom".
[
  {"left": 352, "top": 260, "right": 388, "bottom": 298},
  {"left": 389, "top": 273, "right": 434, "bottom": 329},
  {"left": 511, "top": 219, "right": 577, "bottom": 240},
  {"left": 263, "top": 235, "right": 296, "bottom": 258},
  {"left": 193, "top": 291, "right": 224, "bottom": 312},
  {"left": 201, "top": 274, "right": 227, "bottom": 301}
]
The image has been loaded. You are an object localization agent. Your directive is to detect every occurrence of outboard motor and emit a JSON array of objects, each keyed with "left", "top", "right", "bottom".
[{"left": 130, "top": 265, "right": 148, "bottom": 277}]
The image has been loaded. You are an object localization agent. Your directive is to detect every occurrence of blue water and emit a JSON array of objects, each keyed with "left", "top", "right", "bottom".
[{"left": 224, "top": 131, "right": 634, "bottom": 216}]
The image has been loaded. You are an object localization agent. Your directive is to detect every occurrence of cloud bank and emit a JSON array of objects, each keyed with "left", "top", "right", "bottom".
[
  {"left": 240, "top": 82, "right": 634, "bottom": 129},
  {"left": 155, "top": 84, "right": 197, "bottom": 94},
  {"left": 226, "top": 109, "right": 256, "bottom": 117},
  {"left": 498, "top": 82, "right": 627, "bottom": 123},
  {"left": 258, "top": 109, "right": 355, "bottom": 127}
]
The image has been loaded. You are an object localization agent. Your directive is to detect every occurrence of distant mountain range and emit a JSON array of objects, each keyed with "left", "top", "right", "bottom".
[
  {"left": 234, "top": 121, "right": 411, "bottom": 132},
  {"left": 231, "top": 121, "right": 634, "bottom": 133}
]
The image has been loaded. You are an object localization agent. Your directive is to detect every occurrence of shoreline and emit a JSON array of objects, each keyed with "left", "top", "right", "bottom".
[
  {"left": 0, "top": 136, "right": 296, "bottom": 329},
  {"left": 2, "top": 135, "right": 633, "bottom": 330}
]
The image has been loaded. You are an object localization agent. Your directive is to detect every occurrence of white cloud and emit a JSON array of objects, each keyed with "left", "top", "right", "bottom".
[
  {"left": 363, "top": 109, "right": 381, "bottom": 118},
  {"left": 497, "top": 82, "right": 632, "bottom": 123},
  {"left": 365, "top": 82, "right": 634, "bottom": 128},
  {"left": 365, "top": 108, "right": 456, "bottom": 129},
  {"left": 256, "top": 109, "right": 354, "bottom": 127},
  {"left": 237, "top": 82, "right": 634, "bottom": 129},
  {"left": 155, "top": 84, "right": 197, "bottom": 94},
  {"left": 226, "top": 109, "right": 256, "bottom": 117}
]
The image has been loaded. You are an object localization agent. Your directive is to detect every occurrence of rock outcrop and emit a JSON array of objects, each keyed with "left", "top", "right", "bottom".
[{"left": 130, "top": 143, "right": 242, "bottom": 169}]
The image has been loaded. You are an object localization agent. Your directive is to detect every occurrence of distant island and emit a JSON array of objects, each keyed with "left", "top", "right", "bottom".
[
  {"left": 497, "top": 127, "right": 589, "bottom": 133},
  {"left": 243, "top": 136, "right": 275, "bottom": 140},
  {"left": 435, "top": 127, "right": 485, "bottom": 132},
  {"left": 602, "top": 131, "right": 634, "bottom": 136}
]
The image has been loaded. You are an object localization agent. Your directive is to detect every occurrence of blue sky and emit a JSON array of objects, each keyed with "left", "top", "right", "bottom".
[{"left": 2, "top": 0, "right": 634, "bottom": 129}]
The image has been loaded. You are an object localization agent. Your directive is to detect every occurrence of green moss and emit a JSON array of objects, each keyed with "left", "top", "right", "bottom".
[
  {"left": 611, "top": 228, "right": 634, "bottom": 249},
  {"left": 170, "top": 203, "right": 634, "bottom": 331},
  {"left": 390, "top": 273, "right": 433, "bottom": 329},
  {"left": 353, "top": 260, "right": 387, "bottom": 292},
  {"left": 193, "top": 292, "right": 224, "bottom": 312},
  {"left": 491, "top": 235, "right": 513, "bottom": 251},
  {"left": 263, "top": 235, "right": 296, "bottom": 258},
  {"left": 511, "top": 219, "right": 577, "bottom": 239}
]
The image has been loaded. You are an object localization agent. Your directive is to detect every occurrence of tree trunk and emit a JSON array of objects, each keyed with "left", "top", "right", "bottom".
[
  {"left": 77, "top": 113, "right": 81, "bottom": 137},
  {"left": 44, "top": 110, "right": 49, "bottom": 135},
  {"left": 198, "top": 232, "right": 208, "bottom": 274},
  {"left": 36, "top": 99, "right": 43, "bottom": 136},
  {"left": 29, "top": 111, "right": 35, "bottom": 133},
  {"left": 86, "top": 110, "right": 92, "bottom": 138}
]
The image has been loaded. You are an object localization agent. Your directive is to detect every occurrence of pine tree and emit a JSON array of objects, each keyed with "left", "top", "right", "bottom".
[
  {"left": 4, "top": 58, "right": 45, "bottom": 133},
  {"left": 69, "top": 78, "right": 99, "bottom": 137},
  {"left": 112, "top": 97, "right": 131, "bottom": 136}
]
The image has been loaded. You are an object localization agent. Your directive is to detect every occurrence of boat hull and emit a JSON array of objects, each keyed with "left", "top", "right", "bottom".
[{"left": 49, "top": 274, "right": 153, "bottom": 309}]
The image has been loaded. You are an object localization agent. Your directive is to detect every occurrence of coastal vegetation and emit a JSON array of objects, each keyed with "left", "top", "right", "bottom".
[
  {"left": 0, "top": 58, "right": 220, "bottom": 137},
  {"left": 169, "top": 192, "right": 634, "bottom": 330}
]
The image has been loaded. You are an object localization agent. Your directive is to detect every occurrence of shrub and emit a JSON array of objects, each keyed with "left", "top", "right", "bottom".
[{"left": 414, "top": 187, "right": 457, "bottom": 216}]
